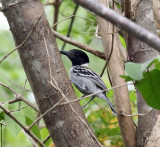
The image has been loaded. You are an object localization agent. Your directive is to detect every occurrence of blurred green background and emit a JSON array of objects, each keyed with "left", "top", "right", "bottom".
[{"left": 0, "top": 0, "right": 137, "bottom": 146}]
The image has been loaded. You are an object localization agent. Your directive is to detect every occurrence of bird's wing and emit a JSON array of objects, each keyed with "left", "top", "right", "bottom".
[
  {"left": 71, "top": 80, "right": 89, "bottom": 94},
  {"left": 72, "top": 66, "right": 107, "bottom": 91}
]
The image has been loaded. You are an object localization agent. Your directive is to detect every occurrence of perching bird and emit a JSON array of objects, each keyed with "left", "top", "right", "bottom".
[{"left": 60, "top": 49, "right": 116, "bottom": 114}]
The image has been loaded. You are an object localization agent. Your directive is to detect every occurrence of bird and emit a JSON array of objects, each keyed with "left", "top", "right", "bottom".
[{"left": 60, "top": 49, "right": 116, "bottom": 114}]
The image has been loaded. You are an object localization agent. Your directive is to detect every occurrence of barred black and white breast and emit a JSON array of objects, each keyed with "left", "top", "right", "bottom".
[{"left": 70, "top": 65, "right": 107, "bottom": 93}]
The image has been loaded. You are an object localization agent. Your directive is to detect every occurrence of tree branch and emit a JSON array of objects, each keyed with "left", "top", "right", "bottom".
[
  {"left": 73, "top": 0, "right": 160, "bottom": 51},
  {"left": 53, "top": 0, "right": 63, "bottom": 31},
  {"left": 0, "top": 103, "right": 44, "bottom": 147},
  {"left": 0, "top": 81, "right": 39, "bottom": 112},
  {"left": 96, "top": 0, "right": 136, "bottom": 146},
  {"left": 43, "top": 135, "right": 51, "bottom": 144},
  {"left": 100, "top": 0, "right": 115, "bottom": 78},
  {"left": 52, "top": 29, "right": 106, "bottom": 59}
]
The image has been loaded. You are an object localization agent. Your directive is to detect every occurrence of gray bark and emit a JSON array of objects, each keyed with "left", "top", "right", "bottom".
[
  {"left": 127, "top": 0, "right": 160, "bottom": 146},
  {"left": 96, "top": 0, "right": 136, "bottom": 146}
]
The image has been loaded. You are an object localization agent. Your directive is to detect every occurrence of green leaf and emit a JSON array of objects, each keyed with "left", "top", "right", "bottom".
[
  {"left": 136, "top": 69, "right": 160, "bottom": 109},
  {"left": 155, "top": 62, "right": 160, "bottom": 70},
  {"left": 119, "top": 75, "right": 133, "bottom": 82},
  {"left": 153, "top": 56, "right": 160, "bottom": 70},
  {"left": 25, "top": 116, "right": 41, "bottom": 139},
  {"left": 119, "top": 35, "right": 126, "bottom": 49},
  {"left": 40, "top": 127, "right": 52, "bottom": 146},
  {"left": 4, "top": 114, "right": 21, "bottom": 137},
  {"left": 125, "top": 62, "right": 142, "bottom": 81},
  {"left": 0, "top": 111, "right": 5, "bottom": 121},
  {"left": 125, "top": 60, "right": 153, "bottom": 81},
  {"left": 14, "top": 111, "right": 25, "bottom": 124}
]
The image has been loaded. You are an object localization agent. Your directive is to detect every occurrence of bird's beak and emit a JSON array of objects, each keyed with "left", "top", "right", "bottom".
[
  {"left": 60, "top": 50, "right": 72, "bottom": 59},
  {"left": 60, "top": 50, "right": 68, "bottom": 56}
]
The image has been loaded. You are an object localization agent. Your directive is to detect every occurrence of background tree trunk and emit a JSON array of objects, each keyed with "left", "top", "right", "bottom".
[
  {"left": 96, "top": 0, "right": 136, "bottom": 146},
  {"left": 126, "top": 0, "right": 160, "bottom": 146},
  {"left": 1, "top": 0, "right": 101, "bottom": 146}
]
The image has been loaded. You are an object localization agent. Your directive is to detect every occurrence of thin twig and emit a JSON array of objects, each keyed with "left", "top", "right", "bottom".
[
  {"left": 0, "top": 9, "right": 43, "bottom": 64},
  {"left": 53, "top": 15, "right": 75, "bottom": 28},
  {"left": 122, "top": 108, "right": 153, "bottom": 117},
  {"left": 9, "top": 105, "right": 28, "bottom": 113},
  {"left": 21, "top": 79, "right": 28, "bottom": 96},
  {"left": 43, "top": 135, "right": 51, "bottom": 144},
  {"left": 0, "top": 81, "right": 17, "bottom": 95},
  {"left": 43, "top": 37, "right": 52, "bottom": 81},
  {"left": 50, "top": 77, "right": 59, "bottom": 90},
  {"left": 0, "top": 81, "right": 39, "bottom": 112},
  {"left": 53, "top": 0, "right": 63, "bottom": 31},
  {"left": 59, "top": 83, "right": 133, "bottom": 107},
  {"left": 0, "top": 103, "right": 45, "bottom": 147},
  {"left": 10, "top": 96, "right": 39, "bottom": 112},
  {"left": 74, "top": 31, "right": 113, "bottom": 35},
  {"left": 18, "top": 79, "right": 28, "bottom": 109},
  {"left": 61, "top": 4, "right": 79, "bottom": 50},
  {"left": 52, "top": 14, "right": 95, "bottom": 28}
]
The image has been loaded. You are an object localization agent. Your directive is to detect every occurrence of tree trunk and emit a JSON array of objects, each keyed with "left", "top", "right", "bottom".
[
  {"left": 1, "top": 0, "right": 101, "bottom": 146},
  {"left": 96, "top": 0, "right": 136, "bottom": 146},
  {"left": 126, "top": 0, "right": 160, "bottom": 146}
]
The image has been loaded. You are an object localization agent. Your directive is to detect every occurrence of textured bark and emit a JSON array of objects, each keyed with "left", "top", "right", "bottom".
[
  {"left": 1, "top": 0, "right": 101, "bottom": 146},
  {"left": 73, "top": 0, "right": 160, "bottom": 52},
  {"left": 145, "top": 116, "right": 160, "bottom": 147},
  {"left": 124, "top": 0, "right": 131, "bottom": 18},
  {"left": 127, "top": 0, "right": 160, "bottom": 146},
  {"left": 153, "top": 0, "right": 160, "bottom": 30},
  {"left": 96, "top": 0, "right": 136, "bottom": 146}
]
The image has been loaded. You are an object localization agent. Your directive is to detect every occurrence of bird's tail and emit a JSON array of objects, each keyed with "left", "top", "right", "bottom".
[{"left": 99, "top": 93, "right": 117, "bottom": 115}]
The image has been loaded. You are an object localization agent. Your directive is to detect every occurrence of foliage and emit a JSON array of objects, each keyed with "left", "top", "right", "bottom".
[
  {"left": 122, "top": 56, "right": 160, "bottom": 110},
  {"left": 0, "top": 0, "right": 138, "bottom": 147}
]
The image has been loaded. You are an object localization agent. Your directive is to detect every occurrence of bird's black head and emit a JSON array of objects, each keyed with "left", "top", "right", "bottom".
[{"left": 60, "top": 49, "right": 89, "bottom": 66}]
